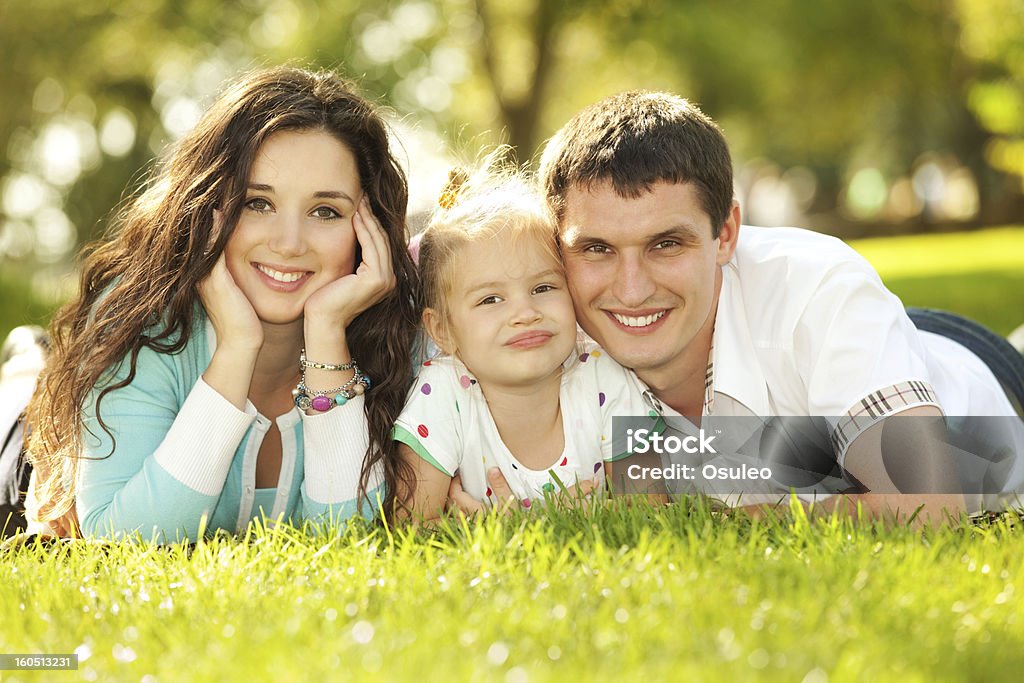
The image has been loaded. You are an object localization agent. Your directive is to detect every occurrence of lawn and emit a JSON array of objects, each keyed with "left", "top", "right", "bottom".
[
  {"left": 3, "top": 227, "right": 1024, "bottom": 682},
  {"left": 3, "top": 502, "right": 1023, "bottom": 682},
  {"left": 850, "top": 226, "right": 1024, "bottom": 336}
]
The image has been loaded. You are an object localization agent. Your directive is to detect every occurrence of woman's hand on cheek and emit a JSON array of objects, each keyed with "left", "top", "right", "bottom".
[
  {"left": 304, "top": 196, "right": 397, "bottom": 329},
  {"left": 198, "top": 252, "right": 263, "bottom": 353}
]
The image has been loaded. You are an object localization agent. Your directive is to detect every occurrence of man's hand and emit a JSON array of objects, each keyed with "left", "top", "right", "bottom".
[
  {"left": 727, "top": 493, "right": 966, "bottom": 529},
  {"left": 813, "top": 493, "right": 965, "bottom": 528}
]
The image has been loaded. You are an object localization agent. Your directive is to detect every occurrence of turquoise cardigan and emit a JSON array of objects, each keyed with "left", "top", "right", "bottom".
[{"left": 77, "top": 311, "right": 381, "bottom": 542}]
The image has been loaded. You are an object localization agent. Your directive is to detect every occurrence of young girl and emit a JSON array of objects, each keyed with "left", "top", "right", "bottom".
[
  {"left": 25, "top": 67, "right": 419, "bottom": 541},
  {"left": 395, "top": 167, "right": 648, "bottom": 521}
]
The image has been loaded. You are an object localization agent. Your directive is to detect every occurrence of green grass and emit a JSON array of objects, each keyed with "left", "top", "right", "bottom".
[
  {"left": 850, "top": 226, "right": 1024, "bottom": 336},
  {"left": 3, "top": 502, "right": 1024, "bottom": 682}
]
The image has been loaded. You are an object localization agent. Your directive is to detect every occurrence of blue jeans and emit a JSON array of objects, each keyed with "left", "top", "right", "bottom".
[{"left": 907, "top": 308, "right": 1024, "bottom": 415}]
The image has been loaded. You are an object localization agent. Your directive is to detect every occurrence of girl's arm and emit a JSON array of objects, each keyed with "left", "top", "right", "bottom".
[{"left": 396, "top": 443, "right": 451, "bottom": 523}]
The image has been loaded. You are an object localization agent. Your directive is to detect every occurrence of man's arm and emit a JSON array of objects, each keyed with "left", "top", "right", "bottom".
[{"left": 837, "top": 405, "right": 966, "bottom": 524}]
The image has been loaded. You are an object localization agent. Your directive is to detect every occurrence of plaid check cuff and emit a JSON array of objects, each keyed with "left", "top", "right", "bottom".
[{"left": 830, "top": 380, "right": 940, "bottom": 456}]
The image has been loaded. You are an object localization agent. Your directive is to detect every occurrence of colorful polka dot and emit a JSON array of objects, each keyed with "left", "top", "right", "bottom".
[
  {"left": 598, "top": 392, "right": 606, "bottom": 407},
  {"left": 648, "top": 410, "right": 658, "bottom": 417},
  {"left": 423, "top": 360, "right": 432, "bottom": 366},
  {"left": 417, "top": 424, "right": 429, "bottom": 438},
  {"left": 591, "top": 350, "right": 602, "bottom": 357},
  {"left": 521, "top": 498, "right": 532, "bottom": 509},
  {"left": 459, "top": 375, "right": 472, "bottom": 389},
  {"left": 559, "top": 457, "right": 568, "bottom": 466},
  {"left": 593, "top": 462, "right": 602, "bottom": 473},
  {"left": 542, "top": 482, "right": 555, "bottom": 493},
  {"left": 420, "top": 383, "right": 432, "bottom": 395},
  {"left": 579, "top": 352, "right": 590, "bottom": 363},
  {"left": 485, "top": 487, "right": 492, "bottom": 498}
]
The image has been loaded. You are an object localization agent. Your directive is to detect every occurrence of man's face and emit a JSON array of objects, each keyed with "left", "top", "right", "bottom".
[{"left": 558, "top": 180, "right": 738, "bottom": 385}]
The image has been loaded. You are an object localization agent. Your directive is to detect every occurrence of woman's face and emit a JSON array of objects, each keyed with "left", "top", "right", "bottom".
[{"left": 223, "top": 129, "right": 362, "bottom": 326}]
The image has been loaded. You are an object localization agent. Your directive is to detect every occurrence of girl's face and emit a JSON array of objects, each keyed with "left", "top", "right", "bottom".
[
  {"left": 224, "top": 129, "right": 362, "bottom": 326},
  {"left": 431, "top": 234, "right": 577, "bottom": 391}
]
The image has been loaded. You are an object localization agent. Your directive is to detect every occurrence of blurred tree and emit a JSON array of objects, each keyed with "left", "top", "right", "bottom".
[
  {"left": 524, "top": 0, "right": 1002, "bottom": 219},
  {"left": 1, "top": 0, "right": 1022, "bottom": 284},
  {"left": 441, "top": 0, "right": 1020, "bottom": 223},
  {"left": 0, "top": 1, "right": 383, "bottom": 255},
  {"left": 956, "top": 0, "right": 1024, "bottom": 202}
]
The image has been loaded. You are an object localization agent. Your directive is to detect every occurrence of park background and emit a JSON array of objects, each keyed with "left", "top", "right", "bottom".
[
  {"left": 3, "top": 2, "right": 1024, "bottom": 682},
  {"left": 1, "top": 0, "right": 1023, "bottom": 342}
]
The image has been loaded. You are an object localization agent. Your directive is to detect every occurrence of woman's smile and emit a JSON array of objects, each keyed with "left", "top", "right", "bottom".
[{"left": 253, "top": 262, "right": 314, "bottom": 291}]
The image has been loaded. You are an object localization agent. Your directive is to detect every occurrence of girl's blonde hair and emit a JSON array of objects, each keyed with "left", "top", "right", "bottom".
[{"left": 419, "top": 155, "right": 561, "bottom": 351}]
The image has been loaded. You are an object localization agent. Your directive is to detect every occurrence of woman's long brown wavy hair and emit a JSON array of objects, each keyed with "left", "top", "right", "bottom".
[{"left": 26, "top": 66, "right": 420, "bottom": 524}]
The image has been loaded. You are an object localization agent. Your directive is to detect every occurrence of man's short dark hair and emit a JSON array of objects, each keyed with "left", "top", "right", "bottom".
[{"left": 539, "top": 91, "right": 733, "bottom": 237}]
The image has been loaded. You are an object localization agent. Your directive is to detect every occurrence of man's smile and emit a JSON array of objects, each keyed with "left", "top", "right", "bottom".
[{"left": 607, "top": 310, "right": 668, "bottom": 328}]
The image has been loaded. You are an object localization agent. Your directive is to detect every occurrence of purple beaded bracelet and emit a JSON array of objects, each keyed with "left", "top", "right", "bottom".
[{"left": 292, "top": 374, "right": 372, "bottom": 413}]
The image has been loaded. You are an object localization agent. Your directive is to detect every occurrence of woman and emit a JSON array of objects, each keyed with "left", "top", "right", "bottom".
[{"left": 25, "top": 66, "right": 419, "bottom": 541}]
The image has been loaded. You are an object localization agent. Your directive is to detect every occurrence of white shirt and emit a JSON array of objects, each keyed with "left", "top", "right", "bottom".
[
  {"left": 395, "top": 344, "right": 648, "bottom": 506},
  {"left": 636, "top": 226, "right": 1022, "bottom": 503}
]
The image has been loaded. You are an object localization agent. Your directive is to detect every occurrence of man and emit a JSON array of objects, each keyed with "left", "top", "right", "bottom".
[{"left": 455, "top": 90, "right": 1024, "bottom": 523}]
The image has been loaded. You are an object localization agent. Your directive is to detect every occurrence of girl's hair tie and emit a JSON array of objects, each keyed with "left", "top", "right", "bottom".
[{"left": 437, "top": 167, "right": 470, "bottom": 210}]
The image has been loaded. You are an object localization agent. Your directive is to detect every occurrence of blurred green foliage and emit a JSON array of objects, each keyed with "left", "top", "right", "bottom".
[
  {"left": 1, "top": 0, "right": 1023, "bottom": 337},
  {"left": 957, "top": 0, "right": 1024, "bottom": 182},
  {"left": 0, "top": 269, "right": 59, "bottom": 344},
  {"left": 2, "top": 1, "right": 1023, "bottom": 246}
]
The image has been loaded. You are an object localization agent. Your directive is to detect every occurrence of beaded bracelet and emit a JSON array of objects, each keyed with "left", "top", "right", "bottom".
[
  {"left": 299, "top": 348, "right": 357, "bottom": 372},
  {"left": 297, "top": 371, "right": 360, "bottom": 406},
  {"left": 293, "top": 354, "right": 373, "bottom": 412},
  {"left": 292, "top": 374, "right": 372, "bottom": 412}
]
